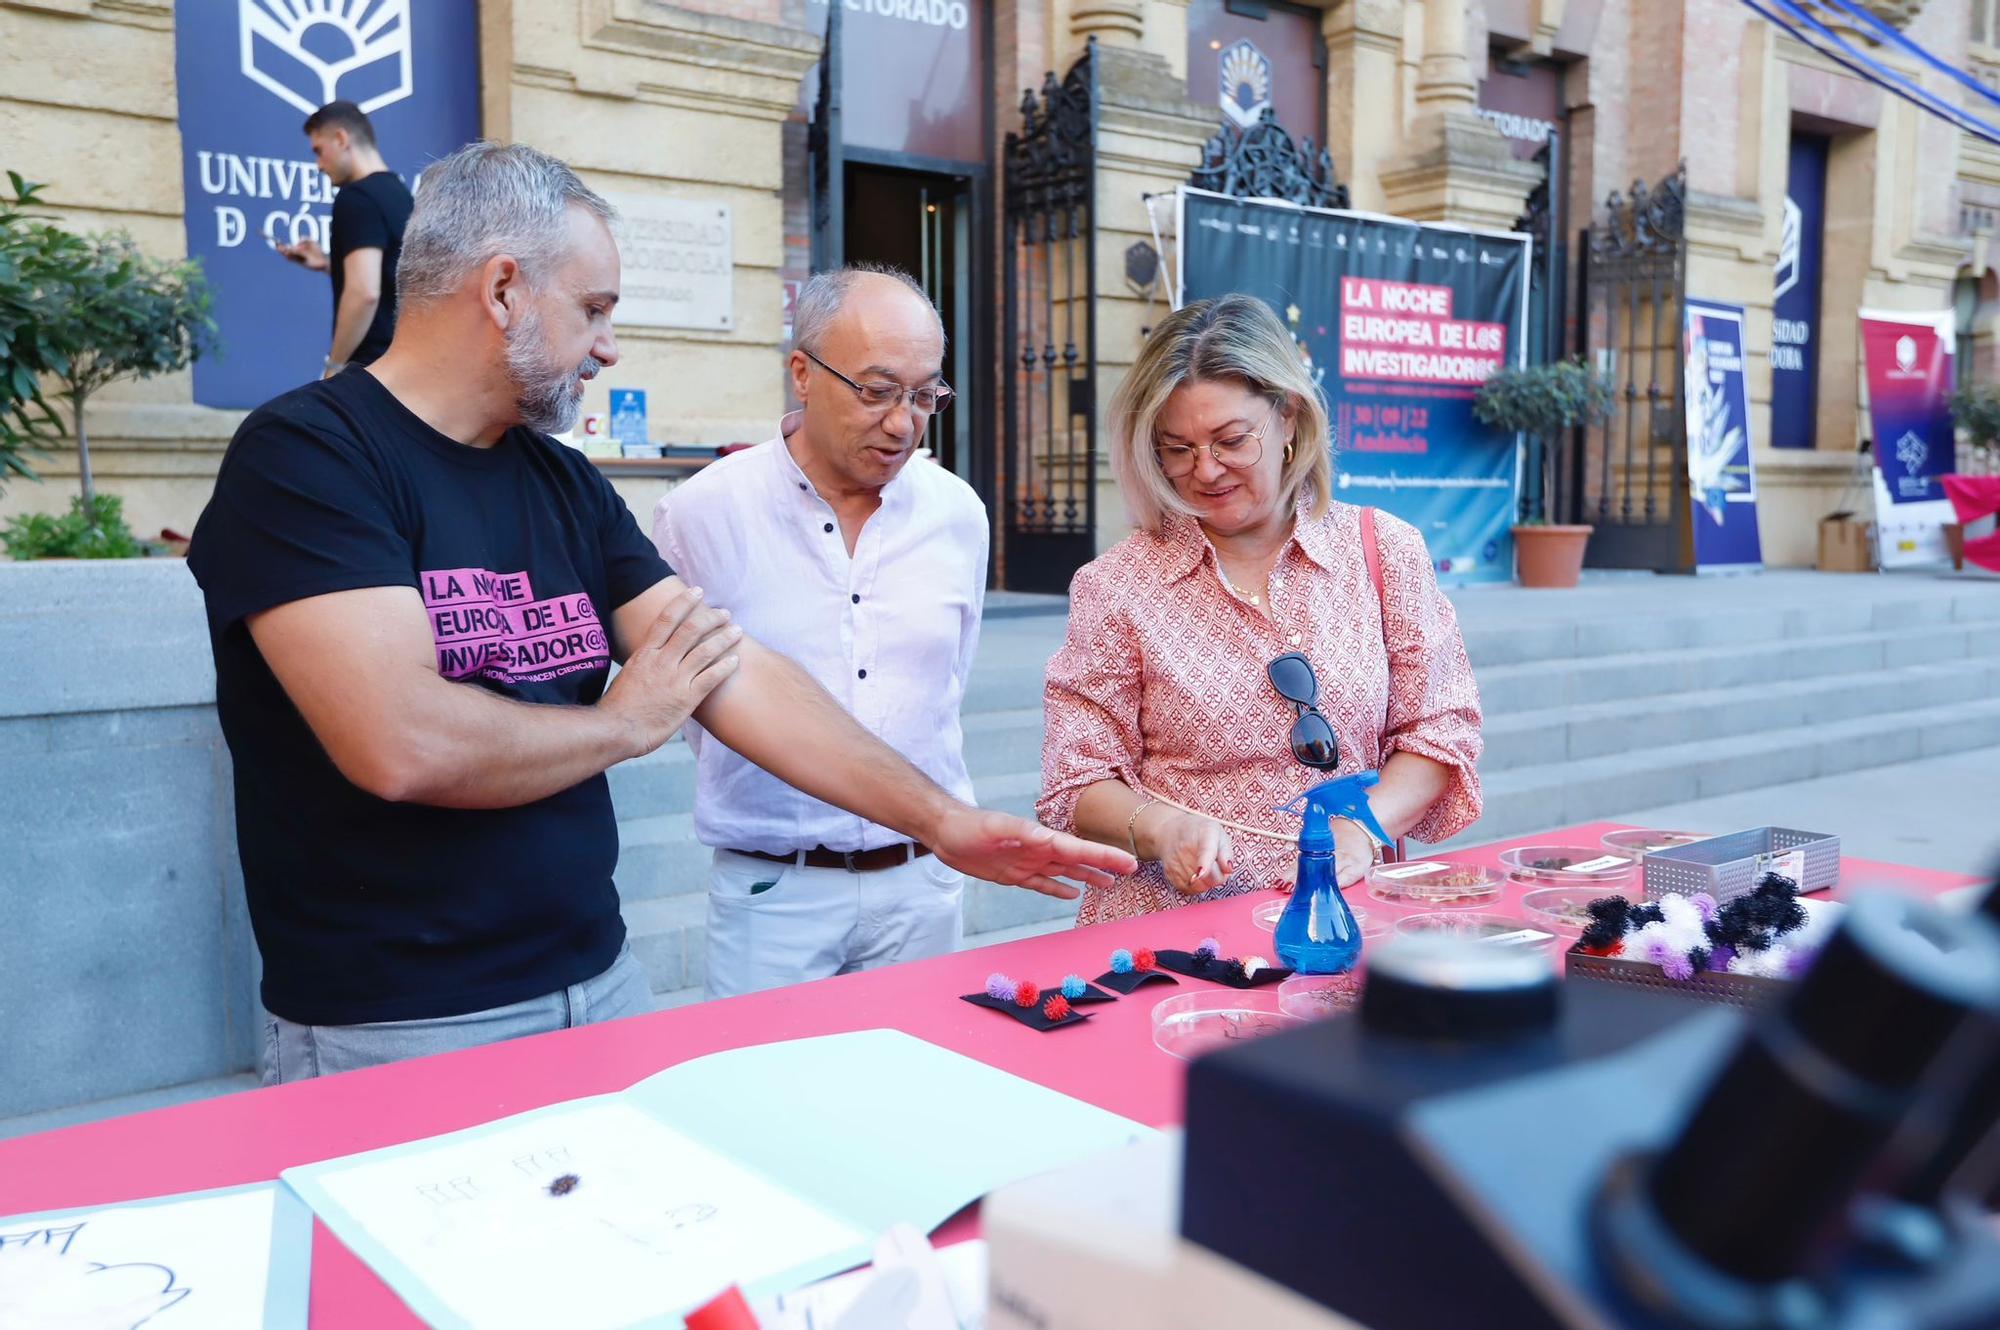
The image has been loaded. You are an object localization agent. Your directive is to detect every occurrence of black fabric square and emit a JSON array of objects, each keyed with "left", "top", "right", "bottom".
[
  {"left": 960, "top": 992, "right": 1093, "bottom": 1031},
  {"left": 1094, "top": 968, "right": 1180, "bottom": 995},
  {"left": 1154, "top": 949, "right": 1293, "bottom": 988}
]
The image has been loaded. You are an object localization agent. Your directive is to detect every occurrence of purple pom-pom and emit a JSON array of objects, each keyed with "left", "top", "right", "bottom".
[
  {"left": 1061, "top": 974, "right": 1087, "bottom": 1000},
  {"left": 1691, "top": 893, "right": 1720, "bottom": 924},
  {"left": 986, "top": 972, "right": 1017, "bottom": 1001},
  {"left": 1657, "top": 949, "right": 1695, "bottom": 981},
  {"left": 1706, "top": 945, "right": 1736, "bottom": 973},
  {"left": 1110, "top": 948, "right": 1134, "bottom": 974},
  {"left": 1195, "top": 937, "right": 1221, "bottom": 960}
]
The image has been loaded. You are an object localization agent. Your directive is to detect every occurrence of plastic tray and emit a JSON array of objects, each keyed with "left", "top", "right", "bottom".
[
  {"left": 1150, "top": 989, "right": 1303, "bottom": 1060},
  {"left": 1600, "top": 828, "right": 1712, "bottom": 857},
  {"left": 1364, "top": 860, "right": 1503, "bottom": 910},
  {"left": 1393, "top": 911, "right": 1561, "bottom": 952},
  {"left": 1642, "top": 826, "right": 1840, "bottom": 903},
  {"left": 1497, "top": 844, "right": 1638, "bottom": 887},
  {"left": 1565, "top": 947, "right": 1788, "bottom": 1010},
  {"left": 1252, "top": 896, "right": 1378, "bottom": 936}
]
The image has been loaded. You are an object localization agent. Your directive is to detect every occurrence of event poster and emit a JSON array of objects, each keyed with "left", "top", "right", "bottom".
[
  {"left": 1176, "top": 188, "right": 1530, "bottom": 586},
  {"left": 1859, "top": 308, "right": 1958, "bottom": 568},
  {"left": 1680, "top": 299, "right": 1764, "bottom": 572},
  {"left": 174, "top": 1, "right": 481, "bottom": 408}
]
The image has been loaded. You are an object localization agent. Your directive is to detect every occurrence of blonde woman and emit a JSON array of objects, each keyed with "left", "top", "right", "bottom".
[{"left": 1038, "top": 294, "right": 1483, "bottom": 924}]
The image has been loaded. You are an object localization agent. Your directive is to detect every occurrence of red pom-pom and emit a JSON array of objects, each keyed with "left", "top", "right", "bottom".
[
  {"left": 1015, "top": 981, "right": 1040, "bottom": 1008},
  {"left": 1134, "top": 948, "right": 1157, "bottom": 972},
  {"left": 1042, "top": 995, "right": 1072, "bottom": 1021}
]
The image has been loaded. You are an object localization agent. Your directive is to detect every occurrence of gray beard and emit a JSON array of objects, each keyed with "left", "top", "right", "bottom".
[{"left": 505, "top": 312, "right": 598, "bottom": 435}]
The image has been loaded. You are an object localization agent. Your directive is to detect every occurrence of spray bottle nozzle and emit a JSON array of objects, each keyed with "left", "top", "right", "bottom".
[{"left": 1276, "top": 771, "right": 1391, "bottom": 854}]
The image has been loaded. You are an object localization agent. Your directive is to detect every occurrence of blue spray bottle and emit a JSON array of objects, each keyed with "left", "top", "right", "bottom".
[{"left": 1272, "top": 771, "right": 1392, "bottom": 975}]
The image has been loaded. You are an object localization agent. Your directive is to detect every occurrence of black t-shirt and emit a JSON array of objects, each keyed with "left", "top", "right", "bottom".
[
  {"left": 187, "top": 370, "right": 671, "bottom": 1025},
  {"left": 329, "top": 171, "right": 412, "bottom": 366}
]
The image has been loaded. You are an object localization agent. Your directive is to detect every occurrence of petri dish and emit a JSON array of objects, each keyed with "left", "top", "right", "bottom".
[
  {"left": 1151, "top": 989, "right": 1304, "bottom": 1060},
  {"left": 1393, "top": 911, "right": 1560, "bottom": 953},
  {"left": 1497, "top": 844, "right": 1637, "bottom": 887},
  {"left": 1520, "top": 885, "right": 1636, "bottom": 935},
  {"left": 1365, "top": 860, "right": 1503, "bottom": 910},
  {"left": 1600, "top": 828, "right": 1711, "bottom": 857},
  {"left": 1278, "top": 973, "right": 1364, "bottom": 1021},
  {"left": 1253, "top": 896, "right": 1376, "bottom": 935}
]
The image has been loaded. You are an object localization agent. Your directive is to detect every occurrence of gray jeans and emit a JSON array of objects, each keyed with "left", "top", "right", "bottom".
[{"left": 261, "top": 942, "right": 655, "bottom": 1085}]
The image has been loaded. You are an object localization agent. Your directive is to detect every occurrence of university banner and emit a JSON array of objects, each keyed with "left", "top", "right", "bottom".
[
  {"left": 1769, "top": 136, "right": 1827, "bottom": 449},
  {"left": 174, "top": 1, "right": 481, "bottom": 409},
  {"left": 1680, "top": 299, "right": 1764, "bottom": 572},
  {"left": 1859, "top": 308, "right": 1958, "bottom": 568},
  {"left": 1176, "top": 188, "right": 1529, "bottom": 586}
]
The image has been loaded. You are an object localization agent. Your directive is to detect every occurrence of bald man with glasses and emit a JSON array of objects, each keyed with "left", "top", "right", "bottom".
[{"left": 652, "top": 264, "right": 991, "bottom": 998}]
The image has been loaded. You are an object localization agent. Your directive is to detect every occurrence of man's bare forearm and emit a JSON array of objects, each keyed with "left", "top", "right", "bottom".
[
  {"left": 692, "top": 640, "right": 956, "bottom": 845},
  {"left": 367, "top": 669, "right": 639, "bottom": 808},
  {"left": 329, "top": 292, "right": 379, "bottom": 364}
]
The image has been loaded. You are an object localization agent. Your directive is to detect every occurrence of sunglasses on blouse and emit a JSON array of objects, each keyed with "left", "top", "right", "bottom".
[{"left": 1268, "top": 651, "right": 1339, "bottom": 770}]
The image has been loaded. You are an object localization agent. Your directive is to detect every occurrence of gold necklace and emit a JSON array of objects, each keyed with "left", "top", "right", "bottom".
[{"left": 1218, "top": 565, "right": 1265, "bottom": 606}]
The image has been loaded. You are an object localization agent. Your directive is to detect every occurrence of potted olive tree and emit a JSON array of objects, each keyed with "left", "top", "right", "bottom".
[
  {"left": 0, "top": 172, "right": 215, "bottom": 558},
  {"left": 1474, "top": 357, "right": 1617, "bottom": 588}
]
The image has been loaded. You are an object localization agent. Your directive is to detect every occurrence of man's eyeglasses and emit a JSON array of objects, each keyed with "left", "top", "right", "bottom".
[
  {"left": 802, "top": 349, "right": 955, "bottom": 415},
  {"left": 1267, "top": 651, "right": 1338, "bottom": 770},
  {"left": 1154, "top": 406, "right": 1276, "bottom": 479}
]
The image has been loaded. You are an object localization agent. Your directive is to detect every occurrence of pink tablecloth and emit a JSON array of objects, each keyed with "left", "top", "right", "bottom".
[{"left": 0, "top": 822, "right": 1978, "bottom": 1327}]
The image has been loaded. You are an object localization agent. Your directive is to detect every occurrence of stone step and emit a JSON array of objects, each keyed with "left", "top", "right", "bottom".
[
  {"left": 1479, "top": 657, "right": 2000, "bottom": 773},
  {"left": 1472, "top": 621, "right": 2000, "bottom": 715},
  {"left": 1450, "top": 694, "right": 2000, "bottom": 848}
]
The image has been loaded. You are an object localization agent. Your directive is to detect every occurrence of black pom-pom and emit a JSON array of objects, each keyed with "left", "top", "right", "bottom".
[
  {"left": 1687, "top": 946, "right": 1711, "bottom": 974},
  {"left": 1628, "top": 903, "right": 1666, "bottom": 928}
]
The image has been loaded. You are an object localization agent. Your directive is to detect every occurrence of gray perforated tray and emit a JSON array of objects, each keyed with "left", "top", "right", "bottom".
[
  {"left": 1565, "top": 948, "right": 1788, "bottom": 1010},
  {"left": 1641, "top": 826, "right": 1839, "bottom": 904}
]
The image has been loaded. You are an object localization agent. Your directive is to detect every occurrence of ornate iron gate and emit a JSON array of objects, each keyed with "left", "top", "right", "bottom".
[
  {"left": 1189, "top": 107, "right": 1347, "bottom": 207},
  {"left": 1001, "top": 45, "right": 1098, "bottom": 594},
  {"left": 1574, "top": 164, "right": 1691, "bottom": 570}
]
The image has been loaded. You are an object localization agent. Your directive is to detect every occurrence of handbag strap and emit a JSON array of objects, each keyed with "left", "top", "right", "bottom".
[
  {"left": 1359, "top": 504, "right": 1384, "bottom": 605},
  {"left": 1356, "top": 506, "right": 1406, "bottom": 863}
]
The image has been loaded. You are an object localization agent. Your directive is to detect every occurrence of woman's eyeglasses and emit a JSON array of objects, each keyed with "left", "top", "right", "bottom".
[
  {"left": 1267, "top": 651, "right": 1338, "bottom": 770},
  {"left": 1154, "top": 405, "right": 1276, "bottom": 478}
]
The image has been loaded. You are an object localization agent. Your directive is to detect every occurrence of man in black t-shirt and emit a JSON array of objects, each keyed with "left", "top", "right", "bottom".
[
  {"left": 274, "top": 100, "right": 413, "bottom": 373},
  {"left": 189, "top": 142, "right": 1132, "bottom": 1082}
]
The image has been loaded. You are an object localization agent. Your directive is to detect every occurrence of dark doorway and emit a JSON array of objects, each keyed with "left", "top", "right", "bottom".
[{"left": 843, "top": 163, "right": 974, "bottom": 481}]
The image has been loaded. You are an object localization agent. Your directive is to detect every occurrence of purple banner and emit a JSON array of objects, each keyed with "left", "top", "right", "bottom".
[{"left": 1861, "top": 312, "right": 1956, "bottom": 505}]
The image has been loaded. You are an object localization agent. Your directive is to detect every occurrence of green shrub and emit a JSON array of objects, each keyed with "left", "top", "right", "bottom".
[{"left": 2, "top": 493, "right": 149, "bottom": 560}]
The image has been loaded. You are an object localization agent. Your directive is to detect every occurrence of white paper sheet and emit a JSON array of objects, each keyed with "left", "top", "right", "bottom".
[
  {"left": 0, "top": 1187, "right": 278, "bottom": 1330},
  {"left": 310, "top": 1098, "right": 867, "bottom": 1330}
]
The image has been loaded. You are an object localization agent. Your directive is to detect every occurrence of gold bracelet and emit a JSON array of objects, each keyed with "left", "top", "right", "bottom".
[{"left": 1126, "top": 797, "right": 1160, "bottom": 857}]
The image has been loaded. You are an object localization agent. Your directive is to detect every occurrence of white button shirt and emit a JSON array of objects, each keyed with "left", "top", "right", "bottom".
[{"left": 651, "top": 415, "right": 989, "bottom": 854}]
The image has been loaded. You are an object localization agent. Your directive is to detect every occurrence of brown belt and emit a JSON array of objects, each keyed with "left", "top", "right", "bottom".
[{"left": 728, "top": 843, "right": 933, "bottom": 873}]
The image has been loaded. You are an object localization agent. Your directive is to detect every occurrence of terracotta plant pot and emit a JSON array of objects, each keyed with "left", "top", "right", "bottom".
[{"left": 1512, "top": 524, "right": 1594, "bottom": 589}]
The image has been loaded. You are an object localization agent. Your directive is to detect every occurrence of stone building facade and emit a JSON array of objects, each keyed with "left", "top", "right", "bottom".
[{"left": 2, "top": 0, "right": 1994, "bottom": 580}]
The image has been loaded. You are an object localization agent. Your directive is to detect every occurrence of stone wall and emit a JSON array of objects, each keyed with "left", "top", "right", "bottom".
[{"left": 0, "top": 560, "right": 256, "bottom": 1121}]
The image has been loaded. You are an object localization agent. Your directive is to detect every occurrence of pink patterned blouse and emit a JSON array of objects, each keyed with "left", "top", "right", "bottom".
[{"left": 1039, "top": 500, "right": 1484, "bottom": 925}]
